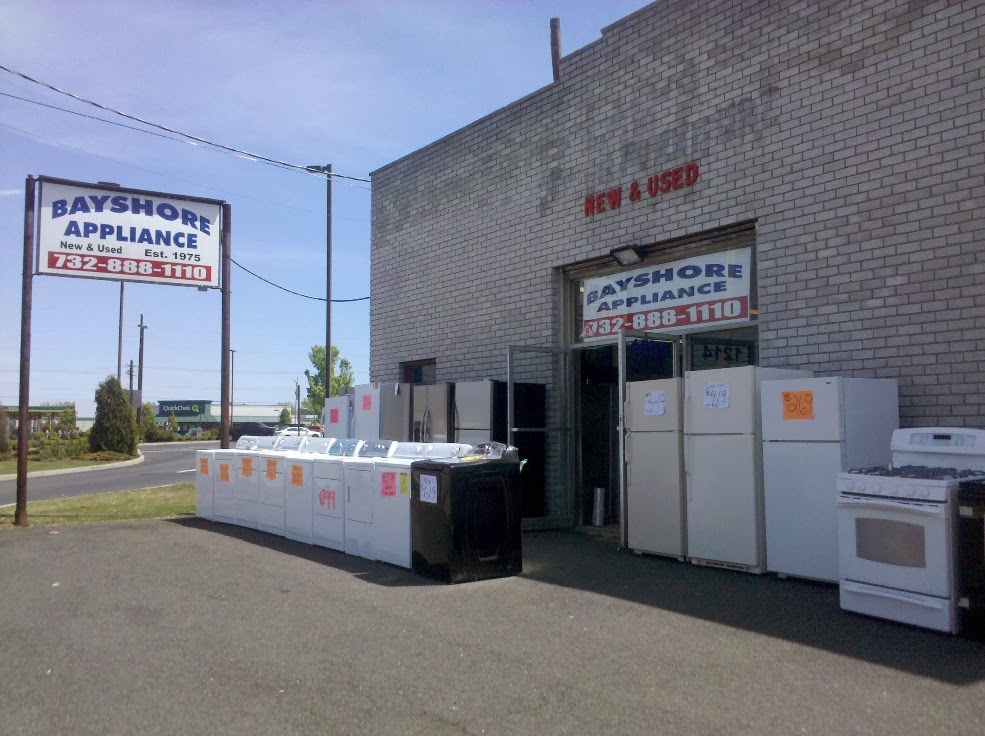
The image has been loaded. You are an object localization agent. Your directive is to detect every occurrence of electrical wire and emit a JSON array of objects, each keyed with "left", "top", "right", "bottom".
[
  {"left": 0, "top": 63, "right": 371, "bottom": 183},
  {"left": 231, "top": 258, "right": 369, "bottom": 302}
]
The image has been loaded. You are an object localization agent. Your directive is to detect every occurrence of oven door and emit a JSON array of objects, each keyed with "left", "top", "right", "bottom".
[{"left": 838, "top": 493, "right": 953, "bottom": 598}]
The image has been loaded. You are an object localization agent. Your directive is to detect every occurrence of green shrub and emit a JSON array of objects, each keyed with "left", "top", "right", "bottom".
[
  {"left": 89, "top": 376, "right": 137, "bottom": 456},
  {"left": 203, "top": 429, "right": 219, "bottom": 440}
]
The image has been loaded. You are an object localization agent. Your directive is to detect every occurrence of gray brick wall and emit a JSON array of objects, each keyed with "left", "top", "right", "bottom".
[{"left": 371, "top": 0, "right": 985, "bottom": 513}]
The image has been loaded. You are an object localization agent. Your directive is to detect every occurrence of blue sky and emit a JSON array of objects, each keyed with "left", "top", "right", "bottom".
[{"left": 1, "top": 0, "right": 650, "bottom": 417}]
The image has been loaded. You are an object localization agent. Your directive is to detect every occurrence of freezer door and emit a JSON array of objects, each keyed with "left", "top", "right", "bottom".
[
  {"left": 684, "top": 366, "right": 758, "bottom": 435},
  {"left": 379, "top": 382, "right": 411, "bottom": 441},
  {"left": 626, "top": 378, "right": 681, "bottom": 432},
  {"left": 352, "top": 384, "right": 382, "bottom": 440},
  {"left": 427, "top": 385, "right": 450, "bottom": 443},
  {"left": 626, "top": 428, "right": 684, "bottom": 557},
  {"left": 454, "top": 380, "right": 493, "bottom": 437},
  {"left": 763, "top": 441, "right": 844, "bottom": 581},
  {"left": 685, "top": 434, "right": 763, "bottom": 569},
  {"left": 760, "top": 378, "right": 844, "bottom": 442}
]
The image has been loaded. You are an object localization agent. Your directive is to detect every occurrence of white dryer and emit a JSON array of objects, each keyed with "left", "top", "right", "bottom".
[{"left": 343, "top": 440, "right": 398, "bottom": 561}]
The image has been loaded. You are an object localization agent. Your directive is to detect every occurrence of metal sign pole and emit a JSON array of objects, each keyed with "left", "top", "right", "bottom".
[
  {"left": 15, "top": 176, "right": 36, "bottom": 527},
  {"left": 220, "top": 203, "right": 231, "bottom": 449}
]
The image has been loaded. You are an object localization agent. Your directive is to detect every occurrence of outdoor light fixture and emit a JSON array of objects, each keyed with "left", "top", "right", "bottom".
[{"left": 609, "top": 244, "right": 645, "bottom": 267}]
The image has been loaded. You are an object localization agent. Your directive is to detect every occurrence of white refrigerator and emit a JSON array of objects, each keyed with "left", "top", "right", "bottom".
[
  {"left": 761, "top": 377, "right": 899, "bottom": 582},
  {"left": 625, "top": 378, "right": 685, "bottom": 558},
  {"left": 323, "top": 394, "right": 353, "bottom": 440},
  {"left": 683, "top": 365, "right": 812, "bottom": 573},
  {"left": 352, "top": 382, "right": 412, "bottom": 441}
]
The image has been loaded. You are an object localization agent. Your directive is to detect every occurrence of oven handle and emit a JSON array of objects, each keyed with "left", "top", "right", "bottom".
[
  {"left": 841, "top": 580, "right": 947, "bottom": 610},
  {"left": 837, "top": 496, "right": 947, "bottom": 518}
]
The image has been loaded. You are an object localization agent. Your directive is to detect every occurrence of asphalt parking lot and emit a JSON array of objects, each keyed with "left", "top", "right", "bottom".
[{"left": 1, "top": 519, "right": 983, "bottom": 735}]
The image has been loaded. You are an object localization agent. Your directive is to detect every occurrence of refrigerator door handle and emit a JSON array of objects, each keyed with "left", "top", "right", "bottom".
[{"left": 422, "top": 407, "right": 430, "bottom": 443}]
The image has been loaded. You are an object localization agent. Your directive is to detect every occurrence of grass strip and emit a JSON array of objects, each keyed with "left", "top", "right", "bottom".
[{"left": 0, "top": 483, "right": 195, "bottom": 528}]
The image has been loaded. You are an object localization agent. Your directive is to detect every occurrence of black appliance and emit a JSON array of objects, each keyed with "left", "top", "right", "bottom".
[
  {"left": 410, "top": 442, "right": 522, "bottom": 583},
  {"left": 957, "top": 480, "right": 985, "bottom": 640}
]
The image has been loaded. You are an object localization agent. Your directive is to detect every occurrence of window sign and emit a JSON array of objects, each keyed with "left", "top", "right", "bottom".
[{"left": 581, "top": 248, "right": 751, "bottom": 340}]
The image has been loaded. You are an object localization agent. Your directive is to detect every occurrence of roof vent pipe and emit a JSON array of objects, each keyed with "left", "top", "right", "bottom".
[{"left": 550, "top": 17, "right": 562, "bottom": 82}]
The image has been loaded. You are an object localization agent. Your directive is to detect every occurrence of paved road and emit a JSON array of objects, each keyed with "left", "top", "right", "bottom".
[
  {"left": 0, "top": 441, "right": 215, "bottom": 506},
  {"left": 1, "top": 521, "right": 983, "bottom": 735}
]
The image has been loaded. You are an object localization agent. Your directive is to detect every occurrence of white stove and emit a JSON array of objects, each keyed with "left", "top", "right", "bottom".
[{"left": 837, "top": 427, "right": 985, "bottom": 633}]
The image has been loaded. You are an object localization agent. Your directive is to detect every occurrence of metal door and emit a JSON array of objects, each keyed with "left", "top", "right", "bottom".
[{"left": 617, "top": 329, "right": 682, "bottom": 549}]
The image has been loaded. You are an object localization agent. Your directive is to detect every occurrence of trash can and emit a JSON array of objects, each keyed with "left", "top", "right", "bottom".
[
  {"left": 410, "top": 442, "right": 522, "bottom": 583},
  {"left": 957, "top": 480, "right": 985, "bottom": 640}
]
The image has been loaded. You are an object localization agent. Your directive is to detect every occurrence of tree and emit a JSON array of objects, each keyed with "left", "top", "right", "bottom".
[
  {"left": 279, "top": 407, "right": 292, "bottom": 425},
  {"left": 89, "top": 376, "right": 137, "bottom": 455},
  {"left": 167, "top": 411, "right": 178, "bottom": 431},
  {"left": 0, "top": 405, "right": 10, "bottom": 457},
  {"left": 303, "top": 345, "right": 354, "bottom": 416},
  {"left": 139, "top": 402, "right": 164, "bottom": 441},
  {"left": 55, "top": 407, "right": 77, "bottom": 432}
]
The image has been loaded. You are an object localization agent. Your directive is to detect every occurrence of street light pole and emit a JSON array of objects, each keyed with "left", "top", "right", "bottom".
[{"left": 306, "top": 164, "right": 333, "bottom": 409}]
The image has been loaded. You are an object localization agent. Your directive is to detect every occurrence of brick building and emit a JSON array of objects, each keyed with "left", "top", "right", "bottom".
[{"left": 369, "top": 1, "right": 985, "bottom": 528}]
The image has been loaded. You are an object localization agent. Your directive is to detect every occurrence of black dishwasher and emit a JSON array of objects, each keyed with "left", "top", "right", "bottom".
[
  {"left": 957, "top": 480, "right": 985, "bottom": 640},
  {"left": 410, "top": 442, "right": 522, "bottom": 583}
]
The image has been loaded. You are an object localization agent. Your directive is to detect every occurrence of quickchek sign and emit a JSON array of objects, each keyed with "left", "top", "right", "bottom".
[
  {"left": 159, "top": 401, "right": 210, "bottom": 416},
  {"left": 37, "top": 179, "right": 222, "bottom": 288},
  {"left": 581, "top": 248, "right": 752, "bottom": 338}
]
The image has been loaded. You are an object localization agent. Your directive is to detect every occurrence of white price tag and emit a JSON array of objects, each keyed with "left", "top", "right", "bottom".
[
  {"left": 703, "top": 383, "right": 730, "bottom": 409},
  {"left": 644, "top": 391, "right": 666, "bottom": 416},
  {"left": 420, "top": 474, "right": 438, "bottom": 504}
]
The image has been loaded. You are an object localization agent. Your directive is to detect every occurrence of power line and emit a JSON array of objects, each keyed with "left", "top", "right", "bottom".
[
  {"left": 231, "top": 258, "right": 369, "bottom": 303},
  {"left": 0, "top": 63, "right": 371, "bottom": 183}
]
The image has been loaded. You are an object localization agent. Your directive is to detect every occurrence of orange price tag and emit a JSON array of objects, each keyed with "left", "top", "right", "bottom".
[
  {"left": 291, "top": 464, "right": 304, "bottom": 486},
  {"left": 782, "top": 390, "right": 814, "bottom": 420},
  {"left": 199, "top": 457, "right": 209, "bottom": 475},
  {"left": 266, "top": 459, "right": 277, "bottom": 480},
  {"left": 219, "top": 463, "right": 230, "bottom": 483},
  {"left": 241, "top": 457, "right": 253, "bottom": 477}
]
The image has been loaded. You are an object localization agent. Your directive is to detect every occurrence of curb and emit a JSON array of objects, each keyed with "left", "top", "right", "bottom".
[{"left": 0, "top": 450, "right": 145, "bottom": 482}]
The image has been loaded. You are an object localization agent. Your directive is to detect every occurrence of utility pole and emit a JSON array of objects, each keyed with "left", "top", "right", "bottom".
[
  {"left": 127, "top": 360, "right": 135, "bottom": 408},
  {"left": 136, "top": 314, "right": 148, "bottom": 424}
]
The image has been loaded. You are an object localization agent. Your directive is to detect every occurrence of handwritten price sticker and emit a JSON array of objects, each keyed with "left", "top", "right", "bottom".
[
  {"left": 290, "top": 464, "right": 304, "bottom": 486},
  {"left": 362, "top": 394, "right": 372, "bottom": 411},
  {"left": 330, "top": 408, "right": 339, "bottom": 424},
  {"left": 703, "top": 383, "right": 730, "bottom": 409},
  {"left": 381, "top": 471, "right": 397, "bottom": 497},
  {"left": 400, "top": 472, "right": 409, "bottom": 495},
  {"left": 241, "top": 457, "right": 253, "bottom": 477},
  {"left": 219, "top": 463, "right": 230, "bottom": 483},
  {"left": 782, "top": 391, "right": 814, "bottom": 420},
  {"left": 199, "top": 457, "right": 209, "bottom": 475},
  {"left": 420, "top": 474, "right": 438, "bottom": 504},
  {"left": 644, "top": 391, "right": 666, "bottom": 416},
  {"left": 266, "top": 459, "right": 278, "bottom": 480}
]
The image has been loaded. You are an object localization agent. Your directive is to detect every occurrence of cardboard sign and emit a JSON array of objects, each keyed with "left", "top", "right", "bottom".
[
  {"left": 266, "top": 458, "right": 277, "bottom": 480},
  {"left": 241, "top": 456, "right": 253, "bottom": 477},
  {"left": 290, "top": 464, "right": 304, "bottom": 486},
  {"left": 381, "top": 471, "right": 397, "bottom": 497},
  {"left": 782, "top": 390, "right": 814, "bottom": 420}
]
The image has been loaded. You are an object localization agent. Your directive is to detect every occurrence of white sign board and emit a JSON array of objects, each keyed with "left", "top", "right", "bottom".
[
  {"left": 37, "top": 180, "right": 222, "bottom": 288},
  {"left": 581, "top": 248, "right": 751, "bottom": 339},
  {"left": 644, "top": 391, "right": 666, "bottom": 416},
  {"left": 703, "top": 383, "right": 730, "bottom": 409},
  {"left": 420, "top": 474, "right": 438, "bottom": 504}
]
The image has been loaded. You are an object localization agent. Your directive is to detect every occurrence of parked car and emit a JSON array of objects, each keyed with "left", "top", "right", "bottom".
[
  {"left": 274, "top": 425, "right": 322, "bottom": 438},
  {"left": 229, "top": 422, "right": 278, "bottom": 440}
]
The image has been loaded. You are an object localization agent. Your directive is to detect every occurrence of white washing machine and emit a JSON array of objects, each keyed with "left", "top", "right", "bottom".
[
  {"left": 343, "top": 440, "right": 398, "bottom": 561},
  {"left": 373, "top": 442, "right": 474, "bottom": 568},
  {"left": 283, "top": 436, "right": 337, "bottom": 545},
  {"left": 195, "top": 449, "right": 216, "bottom": 521},
  {"left": 198, "top": 447, "right": 240, "bottom": 525},
  {"left": 234, "top": 435, "right": 278, "bottom": 529},
  {"left": 312, "top": 439, "right": 363, "bottom": 551},
  {"left": 255, "top": 435, "right": 305, "bottom": 536}
]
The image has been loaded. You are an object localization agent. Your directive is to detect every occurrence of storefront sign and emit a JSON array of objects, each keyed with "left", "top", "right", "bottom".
[
  {"left": 38, "top": 180, "right": 222, "bottom": 288},
  {"left": 584, "top": 162, "right": 699, "bottom": 217},
  {"left": 581, "top": 248, "right": 751, "bottom": 338},
  {"left": 159, "top": 400, "right": 210, "bottom": 416}
]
